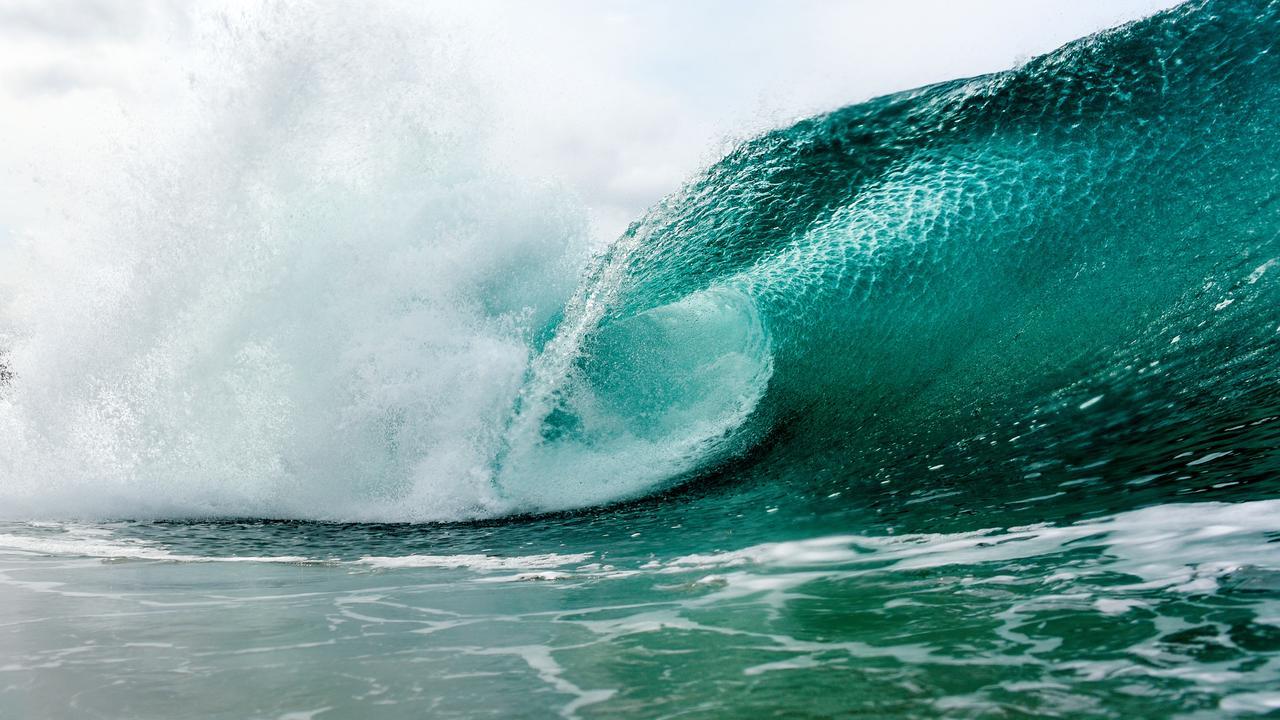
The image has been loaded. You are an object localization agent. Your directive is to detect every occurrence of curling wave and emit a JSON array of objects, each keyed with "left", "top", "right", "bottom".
[
  {"left": 1, "top": 0, "right": 1278, "bottom": 521},
  {"left": 498, "top": 0, "right": 1280, "bottom": 517}
]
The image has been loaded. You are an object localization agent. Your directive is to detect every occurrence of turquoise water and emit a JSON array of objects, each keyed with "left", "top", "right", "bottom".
[
  {"left": 2, "top": 1, "right": 1279, "bottom": 717},
  {"left": 2, "top": 500, "right": 1278, "bottom": 717}
]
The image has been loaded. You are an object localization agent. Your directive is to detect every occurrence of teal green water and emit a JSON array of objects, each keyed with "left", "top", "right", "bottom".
[{"left": 2, "top": 1, "right": 1280, "bottom": 717}]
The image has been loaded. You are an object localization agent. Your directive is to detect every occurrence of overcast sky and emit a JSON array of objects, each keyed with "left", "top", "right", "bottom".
[{"left": 0, "top": 0, "right": 1181, "bottom": 249}]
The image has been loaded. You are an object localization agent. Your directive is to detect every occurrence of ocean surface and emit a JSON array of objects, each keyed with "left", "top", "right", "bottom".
[{"left": 2, "top": 1, "right": 1279, "bottom": 717}]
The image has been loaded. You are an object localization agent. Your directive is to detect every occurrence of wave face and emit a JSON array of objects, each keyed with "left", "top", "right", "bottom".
[
  {"left": 2, "top": 0, "right": 1279, "bottom": 522},
  {"left": 499, "top": 0, "right": 1280, "bottom": 517}
]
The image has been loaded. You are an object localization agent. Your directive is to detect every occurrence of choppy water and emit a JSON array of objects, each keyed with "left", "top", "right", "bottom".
[
  {"left": 2, "top": 498, "right": 1279, "bottom": 718},
  {"left": 1, "top": 1, "right": 1279, "bottom": 717}
]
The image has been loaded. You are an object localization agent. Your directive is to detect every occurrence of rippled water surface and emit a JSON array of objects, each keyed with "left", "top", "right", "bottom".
[{"left": 2, "top": 489, "right": 1279, "bottom": 718}]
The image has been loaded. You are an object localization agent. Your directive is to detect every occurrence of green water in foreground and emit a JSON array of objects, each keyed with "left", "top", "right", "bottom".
[{"left": 1, "top": 493, "right": 1278, "bottom": 718}]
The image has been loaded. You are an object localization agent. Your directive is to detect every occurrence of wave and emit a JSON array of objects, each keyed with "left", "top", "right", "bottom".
[
  {"left": 1, "top": 0, "right": 1278, "bottom": 521},
  {"left": 497, "top": 0, "right": 1280, "bottom": 516}
]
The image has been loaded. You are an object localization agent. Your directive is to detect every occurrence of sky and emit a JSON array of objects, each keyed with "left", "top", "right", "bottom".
[{"left": 0, "top": 0, "right": 1181, "bottom": 250}]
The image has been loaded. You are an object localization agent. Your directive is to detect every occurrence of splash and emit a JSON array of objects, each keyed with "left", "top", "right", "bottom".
[{"left": 0, "top": 3, "right": 589, "bottom": 520}]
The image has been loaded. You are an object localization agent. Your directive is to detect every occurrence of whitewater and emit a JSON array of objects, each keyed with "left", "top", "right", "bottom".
[{"left": 1, "top": 1, "right": 1278, "bottom": 718}]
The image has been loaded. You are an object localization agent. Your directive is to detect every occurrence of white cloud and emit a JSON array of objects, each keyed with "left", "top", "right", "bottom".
[
  {"left": 0, "top": 0, "right": 1180, "bottom": 250},
  {"left": 454, "top": 0, "right": 1180, "bottom": 237}
]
